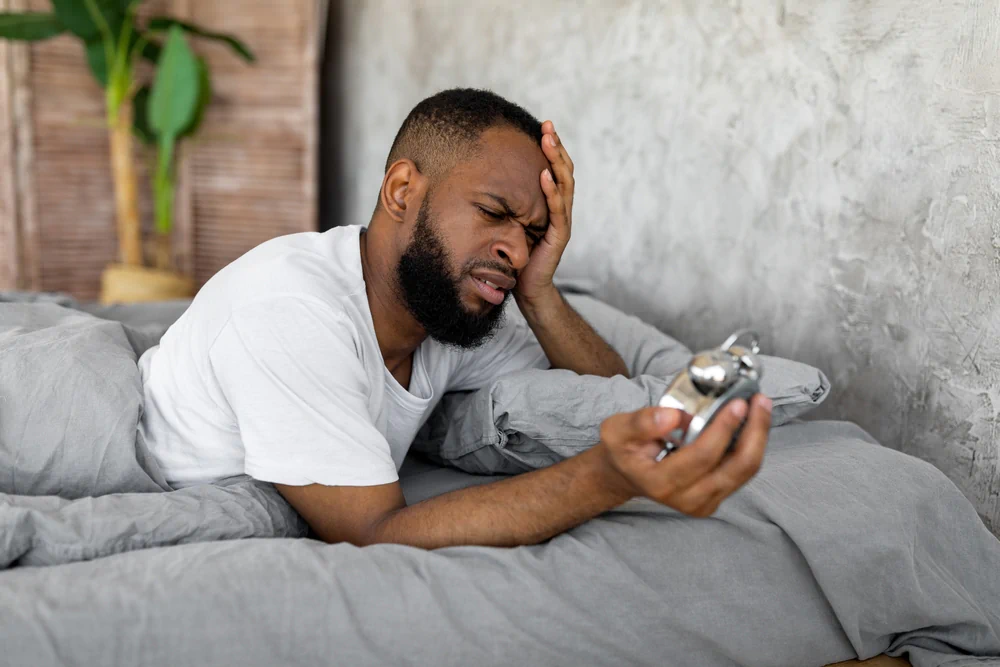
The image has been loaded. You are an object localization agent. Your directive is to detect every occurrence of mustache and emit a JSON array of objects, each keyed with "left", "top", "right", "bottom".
[{"left": 465, "top": 260, "right": 517, "bottom": 282}]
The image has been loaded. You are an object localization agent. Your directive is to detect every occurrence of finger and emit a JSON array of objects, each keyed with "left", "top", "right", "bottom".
[
  {"left": 550, "top": 131, "right": 575, "bottom": 175},
  {"left": 721, "top": 394, "right": 770, "bottom": 482},
  {"left": 653, "top": 398, "right": 750, "bottom": 492},
  {"left": 541, "top": 121, "right": 575, "bottom": 171},
  {"left": 540, "top": 169, "right": 568, "bottom": 236},
  {"left": 630, "top": 439, "right": 667, "bottom": 460},
  {"left": 614, "top": 439, "right": 689, "bottom": 500},
  {"left": 540, "top": 167, "right": 562, "bottom": 209},
  {"left": 686, "top": 483, "right": 728, "bottom": 518},
  {"left": 600, "top": 407, "right": 683, "bottom": 448},
  {"left": 542, "top": 134, "right": 574, "bottom": 192},
  {"left": 673, "top": 395, "right": 772, "bottom": 515}
]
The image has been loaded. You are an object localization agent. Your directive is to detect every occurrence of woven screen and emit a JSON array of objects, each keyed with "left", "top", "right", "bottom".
[{"left": 0, "top": 0, "right": 322, "bottom": 299}]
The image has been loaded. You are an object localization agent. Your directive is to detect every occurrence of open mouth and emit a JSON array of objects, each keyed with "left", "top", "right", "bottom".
[{"left": 471, "top": 276, "right": 507, "bottom": 305}]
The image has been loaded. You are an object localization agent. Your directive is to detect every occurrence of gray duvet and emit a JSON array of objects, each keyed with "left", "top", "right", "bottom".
[{"left": 0, "top": 294, "right": 998, "bottom": 667}]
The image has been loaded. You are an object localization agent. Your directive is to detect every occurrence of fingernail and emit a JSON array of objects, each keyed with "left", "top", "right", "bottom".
[
  {"left": 760, "top": 396, "right": 773, "bottom": 413},
  {"left": 543, "top": 168, "right": 553, "bottom": 181},
  {"left": 548, "top": 135, "right": 557, "bottom": 147},
  {"left": 729, "top": 400, "right": 748, "bottom": 419},
  {"left": 654, "top": 408, "right": 670, "bottom": 425}
]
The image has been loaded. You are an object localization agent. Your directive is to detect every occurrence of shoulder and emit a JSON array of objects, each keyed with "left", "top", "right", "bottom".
[
  {"left": 187, "top": 225, "right": 369, "bottom": 344},
  {"left": 223, "top": 294, "right": 363, "bottom": 354},
  {"left": 207, "top": 225, "right": 367, "bottom": 309},
  {"left": 209, "top": 293, "right": 380, "bottom": 401}
]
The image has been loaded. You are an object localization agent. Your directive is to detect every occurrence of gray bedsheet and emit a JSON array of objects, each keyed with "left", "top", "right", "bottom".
[
  {"left": 2, "top": 421, "right": 999, "bottom": 667},
  {"left": 1, "top": 295, "right": 999, "bottom": 667}
]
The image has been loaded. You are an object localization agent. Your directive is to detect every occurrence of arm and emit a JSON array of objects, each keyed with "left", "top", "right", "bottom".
[
  {"left": 513, "top": 120, "right": 628, "bottom": 378},
  {"left": 517, "top": 286, "right": 628, "bottom": 378},
  {"left": 277, "top": 395, "right": 772, "bottom": 548},
  {"left": 210, "top": 296, "right": 770, "bottom": 550},
  {"left": 277, "top": 442, "right": 629, "bottom": 548}
]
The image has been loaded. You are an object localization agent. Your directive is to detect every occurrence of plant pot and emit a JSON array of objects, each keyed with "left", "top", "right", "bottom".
[{"left": 99, "top": 263, "right": 196, "bottom": 305}]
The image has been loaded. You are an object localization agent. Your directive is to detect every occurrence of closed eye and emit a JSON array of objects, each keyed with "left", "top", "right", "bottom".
[
  {"left": 478, "top": 206, "right": 505, "bottom": 220},
  {"left": 478, "top": 205, "right": 543, "bottom": 245}
]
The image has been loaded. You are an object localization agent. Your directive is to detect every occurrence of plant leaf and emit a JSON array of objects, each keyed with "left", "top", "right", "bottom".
[
  {"left": 148, "top": 26, "right": 200, "bottom": 138},
  {"left": 132, "top": 85, "right": 155, "bottom": 145},
  {"left": 50, "top": 0, "right": 123, "bottom": 43},
  {"left": 91, "top": 28, "right": 160, "bottom": 85},
  {"left": 178, "top": 56, "right": 210, "bottom": 138},
  {"left": 0, "top": 12, "right": 65, "bottom": 41},
  {"left": 114, "top": 0, "right": 145, "bottom": 12},
  {"left": 84, "top": 38, "right": 110, "bottom": 86},
  {"left": 146, "top": 16, "right": 254, "bottom": 62},
  {"left": 85, "top": 25, "right": 143, "bottom": 88},
  {"left": 138, "top": 36, "right": 160, "bottom": 63}
]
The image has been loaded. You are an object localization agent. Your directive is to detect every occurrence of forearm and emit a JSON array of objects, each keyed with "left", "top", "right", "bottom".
[
  {"left": 517, "top": 288, "right": 629, "bottom": 378},
  {"left": 365, "top": 444, "right": 633, "bottom": 549}
]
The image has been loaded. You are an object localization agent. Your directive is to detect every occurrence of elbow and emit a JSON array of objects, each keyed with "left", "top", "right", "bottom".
[
  {"left": 309, "top": 517, "right": 390, "bottom": 548},
  {"left": 608, "top": 358, "right": 630, "bottom": 379},
  {"left": 313, "top": 529, "right": 379, "bottom": 548},
  {"left": 586, "top": 362, "right": 629, "bottom": 380},
  {"left": 346, "top": 509, "right": 402, "bottom": 548},
  {"left": 311, "top": 526, "right": 352, "bottom": 546}
]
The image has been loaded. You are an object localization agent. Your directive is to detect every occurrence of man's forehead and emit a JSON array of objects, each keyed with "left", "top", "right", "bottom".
[{"left": 451, "top": 128, "right": 549, "bottom": 214}]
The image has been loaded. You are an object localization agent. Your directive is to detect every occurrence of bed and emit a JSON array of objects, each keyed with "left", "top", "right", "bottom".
[{"left": 0, "top": 291, "right": 997, "bottom": 667}]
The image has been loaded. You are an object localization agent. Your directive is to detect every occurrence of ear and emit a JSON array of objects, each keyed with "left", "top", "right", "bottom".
[{"left": 380, "top": 159, "right": 425, "bottom": 224}]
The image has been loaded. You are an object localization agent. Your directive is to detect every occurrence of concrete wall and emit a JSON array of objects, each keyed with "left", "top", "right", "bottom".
[{"left": 333, "top": 0, "right": 1000, "bottom": 531}]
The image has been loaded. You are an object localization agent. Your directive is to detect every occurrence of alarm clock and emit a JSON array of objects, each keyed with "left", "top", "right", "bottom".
[{"left": 654, "top": 329, "right": 763, "bottom": 462}]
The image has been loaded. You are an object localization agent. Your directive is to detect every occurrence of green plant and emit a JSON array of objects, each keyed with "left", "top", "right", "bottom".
[{"left": 0, "top": 1, "right": 253, "bottom": 272}]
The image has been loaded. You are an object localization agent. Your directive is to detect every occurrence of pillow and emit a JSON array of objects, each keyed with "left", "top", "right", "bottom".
[
  {"left": 564, "top": 293, "right": 831, "bottom": 422},
  {"left": 78, "top": 299, "right": 191, "bottom": 358},
  {"left": 0, "top": 304, "right": 170, "bottom": 498},
  {"left": 411, "top": 293, "right": 831, "bottom": 475}
]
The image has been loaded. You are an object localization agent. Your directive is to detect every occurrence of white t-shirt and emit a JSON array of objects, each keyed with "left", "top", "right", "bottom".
[{"left": 138, "top": 225, "right": 549, "bottom": 489}]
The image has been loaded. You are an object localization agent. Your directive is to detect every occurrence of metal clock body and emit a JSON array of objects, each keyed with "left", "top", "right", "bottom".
[{"left": 655, "top": 329, "right": 763, "bottom": 462}]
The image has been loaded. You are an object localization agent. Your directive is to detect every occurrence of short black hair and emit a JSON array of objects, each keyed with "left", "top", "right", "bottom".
[{"left": 385, "top": 88, "right": 543, "bottom": 182}]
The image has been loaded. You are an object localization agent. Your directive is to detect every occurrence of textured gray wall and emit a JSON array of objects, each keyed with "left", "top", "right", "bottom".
[{"left": 336, "top": 0, "right": 1000, "bottom": 531}]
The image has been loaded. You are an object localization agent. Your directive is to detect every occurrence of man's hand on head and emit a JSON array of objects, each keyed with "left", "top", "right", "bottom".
[
  {"left": 514, "top": 120, "right": 575, "bottom": 309},
  {"left": 507, "top": 119, "right": 627, "bottom": 378}
]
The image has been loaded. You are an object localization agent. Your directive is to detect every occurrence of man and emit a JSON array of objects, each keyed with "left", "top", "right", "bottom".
[{"left": 138, "top": 88, "right": 772, "bottom": 549}]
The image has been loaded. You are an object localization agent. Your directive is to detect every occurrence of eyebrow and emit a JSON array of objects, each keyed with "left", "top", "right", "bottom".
[{"left": 481, "top": 193, "right": 548, "bottom": 234}]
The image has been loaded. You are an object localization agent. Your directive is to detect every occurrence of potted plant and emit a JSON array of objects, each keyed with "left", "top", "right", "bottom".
[{"left": 0, "top": 0, "right": 253, "bottom": 303}]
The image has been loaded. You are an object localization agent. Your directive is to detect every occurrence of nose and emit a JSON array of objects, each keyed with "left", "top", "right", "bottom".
[{"left": 490, "top": 225, "right": 530, "bottom": 273}]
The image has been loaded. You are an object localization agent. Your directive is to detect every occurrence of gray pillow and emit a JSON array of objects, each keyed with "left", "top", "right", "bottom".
[
  {"left": 561, "top": 292, "right": 694, "bottom": 379},
  {"left": 78, "top": 299, "right": 191, "bottom": 358},
  {"left": 560, "top": 293, "right": 831, "bottom": 423},
  {"left": 0, "top": 304, "right": 169, "bottom": 498},
  {"left": 411, "top": 293, "right": 831, "bottom": 475}
]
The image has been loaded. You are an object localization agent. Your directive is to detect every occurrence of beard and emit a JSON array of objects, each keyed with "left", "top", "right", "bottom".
[{"left": 395, "top": 198, "right": 510, "bottom": 349}]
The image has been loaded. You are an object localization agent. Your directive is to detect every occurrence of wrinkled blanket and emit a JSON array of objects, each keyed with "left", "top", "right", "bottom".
[
  {"left": 0, "top": 301, "right": 307, "bottom": 567},
  {"left": 0, "top": 294, "right": 998, "bottom": 667}
]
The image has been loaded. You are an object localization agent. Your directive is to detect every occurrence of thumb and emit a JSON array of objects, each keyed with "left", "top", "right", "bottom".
[{"left": 601, "top": 407, "right": 683, "bottom": 446}]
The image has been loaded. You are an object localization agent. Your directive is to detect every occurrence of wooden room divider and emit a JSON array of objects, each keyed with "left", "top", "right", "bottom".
[{"left": 0, "top": 0, "right": 324, "bottom": 299}]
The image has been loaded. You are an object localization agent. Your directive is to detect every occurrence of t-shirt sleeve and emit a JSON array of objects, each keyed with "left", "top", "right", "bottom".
[
  {"left": 447, "top": 306, "right": 551, "bottom": 392},
  {"left": 208, "top": 297, "right": 398, "bottom": 487}
]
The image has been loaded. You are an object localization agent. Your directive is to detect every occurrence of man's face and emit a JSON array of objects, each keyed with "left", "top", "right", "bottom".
[{"left": 396, "top": 126, "right": 551, "bottom": 349}]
